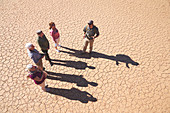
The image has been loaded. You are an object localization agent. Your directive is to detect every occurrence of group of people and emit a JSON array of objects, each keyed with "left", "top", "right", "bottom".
[{"left": 25, "top": 20, "right": 100, "bottom": 92}]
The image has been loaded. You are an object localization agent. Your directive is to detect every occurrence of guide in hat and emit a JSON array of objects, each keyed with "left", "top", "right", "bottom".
[{"left": 82, "top": 20, "right": 99, "bottom": 54}]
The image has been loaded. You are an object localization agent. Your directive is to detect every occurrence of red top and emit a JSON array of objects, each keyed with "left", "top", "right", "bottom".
[
  {"left": 50, "top": 28, "right": 60, "bottom": 41},
  {"left": 29, "top": 72, "right": 45, "bottom": 85}
]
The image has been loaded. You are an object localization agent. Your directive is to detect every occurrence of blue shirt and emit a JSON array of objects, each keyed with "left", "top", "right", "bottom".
[{"left": 27, "top": 49, "right": 42, "bottom": 64}]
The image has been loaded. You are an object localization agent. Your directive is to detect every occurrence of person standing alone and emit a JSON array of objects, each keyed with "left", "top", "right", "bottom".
[
  {"left": 37, "top": 30, "right": 53, "bottom": 66},
  {"left": 82, "top": 20, "right": 99, "bottom": 54}
]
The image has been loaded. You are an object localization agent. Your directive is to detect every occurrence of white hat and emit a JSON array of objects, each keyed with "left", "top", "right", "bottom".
[
  {"left": 25, "top": 43, "right": 33, "bottom": 49},
  {"left": 26, "top": 64, "right": 33, "bottom": 70},
  {"left": 36, "top": 30, "right": 42, "bottom": 34}
]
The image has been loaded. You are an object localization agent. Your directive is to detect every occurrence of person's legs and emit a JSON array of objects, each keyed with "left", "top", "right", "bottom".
[
  {"left": 83, "top": 38, "right": 89, "bottom": 52},
  {"left": 55, "top": 38, "right": 60, "bottom": 52},
  {"left": 55, "top": 43, "right": 58, "bottom": 50},
  {"left": 57, "top": 38, "right": 61, "bottom": 47},
  {"left": 36, "top": 59, "right": 43, "bottom": 70},
  {"left": 42, "top": 49, "right": 53, "bottom": 66},
  {"left": 38, "top": 80, "right": 46, "bottom": 91},
  {"left": 89, "top": 39, "right": 94, "bottom": 53},
  {"left": 38, "top": 80, "right": 50, "bottom": 91},
  {"left": 42, "top": 49, "right": 50, "bottom": 60}
]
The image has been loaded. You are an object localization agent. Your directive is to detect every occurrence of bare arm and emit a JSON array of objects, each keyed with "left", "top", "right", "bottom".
[
  {"left": 33, "top": 70, "right": 48, "bottom": 81},
  {"left": 42, "top": 71, "right": 48, "bottom": 78},
  {"left": 83, "top": 32, "right": 86, "bottom": 38},
  {"left": 37, "top": 66, "right": 43, "bottom": 71},
  {"left": 33, "top": 74, "right": 44, "bottom": 81}
]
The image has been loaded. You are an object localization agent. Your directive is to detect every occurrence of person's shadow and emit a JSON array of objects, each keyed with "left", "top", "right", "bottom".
[
  {"left": 46, "top": 71, "right": 98, "bottom": 87},
  {"left": 47, "top": 87, "right": 97, "bottom": 103},
  {"left": 59, "top": 46, "right": 91, "bottom": 59},
  {"left": 115, "top": 54, "right": 139, "bottom": 68},
  {"left": 60, "top": 46, "right": 139, "bottom": 68},
  {"left": 51, "top": 59, "right": 95, "bottom": 70}
]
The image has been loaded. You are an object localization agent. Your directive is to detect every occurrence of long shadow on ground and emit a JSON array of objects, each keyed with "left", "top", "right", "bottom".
[
  {"left": 47, "top": 87, "right": 97, "bottom": 103},
  {"left": 51, "top": 59, "right": 95, "bottom": 70},
  {"left": 46, "top": 71, "right": 98, "bottom": 87},
  {"left": 60, "top": 46, "right": 139, "bottom": 68}
]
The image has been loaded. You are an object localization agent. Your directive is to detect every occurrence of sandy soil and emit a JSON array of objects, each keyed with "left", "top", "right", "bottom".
[{"left": 0, "top": 0, "right": 170, "bottom": 112}]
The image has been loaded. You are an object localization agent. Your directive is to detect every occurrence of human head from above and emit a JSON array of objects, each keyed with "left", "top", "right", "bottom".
[
  {"left": 36, "top": 30, "right": 44, "bottom": 37},
  {"left": 25, "top": 43, "right": 34, "bottom": 51},
  {"left": 26, "top": 64, "right": 36, "bottom": 72},
  {"left": 49, "top": 22, "right": 56, "bottom": 30},
  {"left": 88, "top": 20, "right": 94, "bottom": 29}
]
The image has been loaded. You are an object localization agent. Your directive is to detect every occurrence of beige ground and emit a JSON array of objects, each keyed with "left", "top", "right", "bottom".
[{"left": 0, "top": 0, "right": 170, "bottom": 113}]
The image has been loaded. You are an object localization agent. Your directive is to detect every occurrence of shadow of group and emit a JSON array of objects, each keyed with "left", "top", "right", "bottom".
[{"left": 46, "top": 46, "right": 139, "bottom": 103}]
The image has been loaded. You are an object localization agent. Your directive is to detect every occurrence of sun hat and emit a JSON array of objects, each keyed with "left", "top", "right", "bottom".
[
  {"left": 26, "top": 64, "right": 33, "bottom": 70},
  {"left": 36, "top": 30, "right": 42, "bottom": 34},
  {"left": 88, "top": 20, "right": 93, "bottom": 25},
  {"left": 25, "top": 43, "right": 33, "bottom": 49}
]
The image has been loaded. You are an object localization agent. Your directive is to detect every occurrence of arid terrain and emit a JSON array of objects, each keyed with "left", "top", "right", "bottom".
[{"left": 0, "top": 0, "right": 170, "bottom": 112}]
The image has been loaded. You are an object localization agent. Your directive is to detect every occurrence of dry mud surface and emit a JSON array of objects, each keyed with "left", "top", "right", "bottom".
[{"left": 0, "top": 0, "right": 170, "bottom": 113}]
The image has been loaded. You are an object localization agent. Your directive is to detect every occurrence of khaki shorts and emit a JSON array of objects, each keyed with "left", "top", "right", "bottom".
[{"left": 36, "top": 59, "right": 43, "bottom": 69}]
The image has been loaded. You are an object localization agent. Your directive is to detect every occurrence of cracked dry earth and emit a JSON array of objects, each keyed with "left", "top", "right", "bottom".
[{"left": 0, "top": 0, "right": 170, "bottom": 113}]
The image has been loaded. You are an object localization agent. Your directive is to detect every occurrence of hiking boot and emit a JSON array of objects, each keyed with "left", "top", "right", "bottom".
[
  {"left": 45, "top": 85, "right": 48, "bottom": 88},
  {"left": 45, "top": 87, "right": 50, "bottom": 92},
  {"left": 50, "top": 62, "right": 53, "bottom": 66}
]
